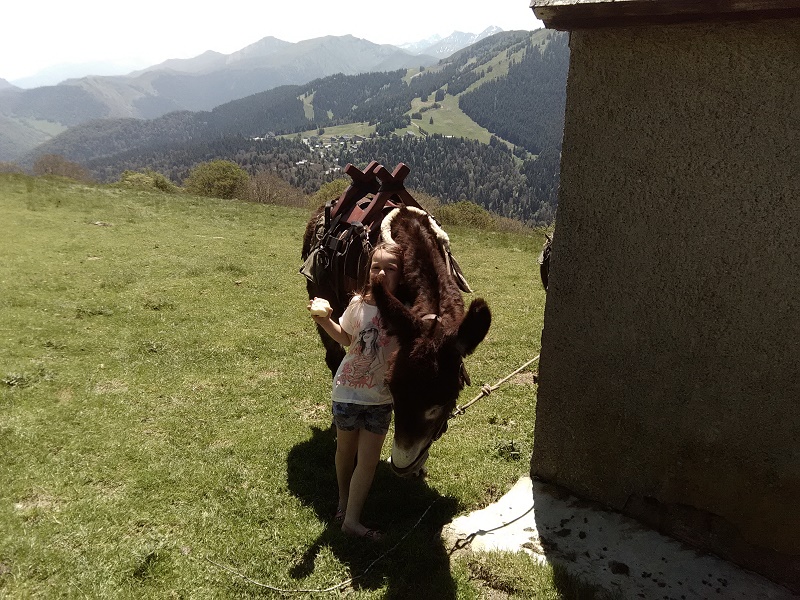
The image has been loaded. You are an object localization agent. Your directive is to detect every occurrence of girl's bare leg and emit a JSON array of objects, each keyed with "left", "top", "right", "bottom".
[
  {"left": 342, "top": 429, "right": 387, "bottom": 536},
  {"left": 335, "top": 428, "right": 359, "bottom": 514}
]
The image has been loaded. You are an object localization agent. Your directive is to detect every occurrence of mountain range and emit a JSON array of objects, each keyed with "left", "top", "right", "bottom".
[
  {"left": 0, "top": 28, "right": 501, "bottom": 162},
  {"left": 1, "top": 28, "right": 569, "bottom": 224}
]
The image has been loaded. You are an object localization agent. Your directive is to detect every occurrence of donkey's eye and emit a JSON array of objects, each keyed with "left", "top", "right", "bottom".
[{"left": 424, "top": 407, "right": 444, "bottom": 421}]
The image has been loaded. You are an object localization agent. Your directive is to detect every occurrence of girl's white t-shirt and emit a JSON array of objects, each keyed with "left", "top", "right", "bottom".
[{"left": 332, "top": 295, "right": 397, "bottom": 405}]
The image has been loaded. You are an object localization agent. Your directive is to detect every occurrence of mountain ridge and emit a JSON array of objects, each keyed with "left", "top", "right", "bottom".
[
  {"left": 421, "top": 27, "right": 504, "bottom": 58},
  {"left": 0, "top": 30, "right": 503, "bottom": 161},
  {"left": 17, "top": 29, "right": 568, "bottom": 225}
]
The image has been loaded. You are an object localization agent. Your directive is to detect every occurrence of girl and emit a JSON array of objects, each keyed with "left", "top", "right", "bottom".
[{"left": 307, "top": 242, "right": 403, "bottom": 541}]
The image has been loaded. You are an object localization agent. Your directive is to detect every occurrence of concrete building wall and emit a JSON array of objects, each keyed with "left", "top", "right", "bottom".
[{"left": 531, "top": 17, "right": 799, "bottom": 589}]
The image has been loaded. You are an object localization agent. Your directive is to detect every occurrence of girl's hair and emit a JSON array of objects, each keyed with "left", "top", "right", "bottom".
[
  {"left": 370, "top": 242, "right": 403, "bottom": 262},
  {"left": 358, "top": 241, "right": 403, "bottom": 300}
]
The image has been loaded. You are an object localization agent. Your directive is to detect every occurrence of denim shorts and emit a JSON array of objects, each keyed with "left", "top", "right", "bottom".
[{"left": 332, "top": 402, "right": 393, "bottom": 435}]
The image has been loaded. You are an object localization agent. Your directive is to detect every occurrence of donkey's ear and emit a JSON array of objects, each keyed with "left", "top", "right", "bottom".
[
  {"left": 372, "top": 279, "right": 420, "bottom": 344},
  {"left": 455, "top": 298, "right": 491, "bottom": 357}
]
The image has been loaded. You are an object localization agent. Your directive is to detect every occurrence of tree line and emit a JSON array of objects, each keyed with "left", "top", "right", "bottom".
[
  {"left": 86, "top": 136, "right": 334, "bottom": 194},
  {"left": 344, "top": 134, "right": 556, "bottom": 224},
  {"left": 85, "top": 130, "right": 558, "bottom": 224}
]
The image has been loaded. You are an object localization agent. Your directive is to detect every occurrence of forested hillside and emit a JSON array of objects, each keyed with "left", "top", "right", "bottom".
[
  {"left": 345, "top": 135, "right": 556, "bottom": 223},
  {"left": 459, "top": 33, "right": 568, "bottom": 155},
  {"left": 87, "top": 130, "right": 557, "bottom": 224}
]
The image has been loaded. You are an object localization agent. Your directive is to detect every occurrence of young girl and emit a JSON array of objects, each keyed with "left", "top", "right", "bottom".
[{"left": 307, "top": 242, "right": 403, "bottom": 541}]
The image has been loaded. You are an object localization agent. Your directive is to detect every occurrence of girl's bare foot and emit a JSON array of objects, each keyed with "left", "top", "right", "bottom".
[{"left": 342, "top": 523, "right": 383, "bottom": 542}]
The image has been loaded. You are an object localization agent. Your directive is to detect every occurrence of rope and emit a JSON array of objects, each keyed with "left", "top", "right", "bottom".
[
  {"left": 452, "top": 355, "right": 540, "bottom": 417},
  {"left": 448, "top": 503, "right": 536, "bottom": 554},
  {"left": 204, "top": 500, "right": 437, "bottom": 594}
]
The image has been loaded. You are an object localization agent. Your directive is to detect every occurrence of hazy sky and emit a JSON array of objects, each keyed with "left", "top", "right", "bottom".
[{"left": 1, "top": 0, "right": 543, "bottom": 83}]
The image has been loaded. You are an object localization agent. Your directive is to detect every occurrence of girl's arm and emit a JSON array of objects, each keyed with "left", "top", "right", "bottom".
[
  {"left": 308, "top": 299, "right": 352, "bottom": 346},
  {"left": 314, "top": 315, "right": 352, "bottom": 347}
]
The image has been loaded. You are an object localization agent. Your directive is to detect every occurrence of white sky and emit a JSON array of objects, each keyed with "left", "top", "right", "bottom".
[{"left": 1, "top": 0, "right": 543, "bottom": 83}]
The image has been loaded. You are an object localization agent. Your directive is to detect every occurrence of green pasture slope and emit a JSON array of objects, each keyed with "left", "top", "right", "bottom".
[{"left": 0, "top": 175, "right": 587, "bottom": 598}]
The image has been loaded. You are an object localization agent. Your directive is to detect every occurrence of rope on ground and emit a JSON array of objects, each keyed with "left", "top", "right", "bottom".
[
  {"left": 448, "top": 503, "right": 536, "bottom": 555},
  {"left": 452, "top": 355, "right": 540, "bottom": 417},
  {"left": 204, "top": 500, "right": 437, "bottom": 595}
]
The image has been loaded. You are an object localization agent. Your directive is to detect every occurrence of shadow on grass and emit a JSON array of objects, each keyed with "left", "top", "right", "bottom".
[{"left": 286, "top": 425, "right": 461, "bottom": 598}]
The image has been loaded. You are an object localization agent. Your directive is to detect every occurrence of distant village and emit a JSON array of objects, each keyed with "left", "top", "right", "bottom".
[
  {"left": 251, "top": 132, "right": 370, "bottom": 177},
  {"left": 249, "top": 129, "right": 434, "bottom": 183}
]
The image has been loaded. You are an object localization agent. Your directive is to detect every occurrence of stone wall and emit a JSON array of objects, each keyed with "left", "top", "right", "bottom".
[{"left": 532, "top": 17, "right": 799, "bottom": 591}]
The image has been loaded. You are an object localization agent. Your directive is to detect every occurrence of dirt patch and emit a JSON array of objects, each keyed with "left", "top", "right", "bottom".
[
  {"left": 14, "top": 494, "right": 61, "bottom": 521},
  {"left": 295, "top": 402, "right": 330, "bottom": 424},
  {"left": 510, "top": 372, "right": 538, "bottom": 386},
  {"left": 93, "top": 379, "right": 128, "bottom": 394}
]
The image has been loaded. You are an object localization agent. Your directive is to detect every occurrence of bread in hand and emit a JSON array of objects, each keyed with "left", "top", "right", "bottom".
[{"left": 310, "top": 297, "right": 331, "bottom": 317}]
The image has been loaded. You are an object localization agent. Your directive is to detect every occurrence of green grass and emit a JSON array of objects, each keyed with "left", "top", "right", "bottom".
[
  {"left": 0, "top": 174, "right": 593, "bottom": 598},
  {"left": 300, "top": 92, "right": 315, "bottom": 120},
  {"left": 291, "top": 121, "right": 377, "bottom": 141}
]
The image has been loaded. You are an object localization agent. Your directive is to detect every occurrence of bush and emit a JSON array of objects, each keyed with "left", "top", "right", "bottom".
[
  {"left": 0, "top": 162, "right": 23, "bottom": 174},
  {"left": 308, "top": 178, "right": 350, "bottom": 210},
  {"left": 406, "top": 189, "right": 440, "bottom": 214},
  {"left": 434, "top": 200, "right": 496, "bottom": 229},
  {"left": 32, "top": 154, "right": 92, "bottom": 182},
  {"left": 118, "top": 169, "right": 178, "bottom": 193},
  {"left": 245, "top": 171, "right": 306, "bottom": 207},
  {"left": 184, "top": 160, "right": 248, "bottom": 199}
]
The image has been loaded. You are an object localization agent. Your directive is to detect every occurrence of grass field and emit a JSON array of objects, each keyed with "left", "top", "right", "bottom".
[
  {"left": 0, "top": 174, "right": 593, "bottom": 598},
  {"left": 406, "top": 95, "right": 493, "bottom": 143},
  {"left": 295, "top": 121, "right": 376, "bottom": 140}
]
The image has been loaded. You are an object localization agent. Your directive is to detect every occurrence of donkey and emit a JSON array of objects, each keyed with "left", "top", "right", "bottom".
[
  {"left": 301, "top": 163, "right": 491, "bottom": 475},
  {"left": 538, "top": 231, "right": 553, "bottom": 291},
  {"left": 371, "top": 207, "right": 491, "bottom": 475}
]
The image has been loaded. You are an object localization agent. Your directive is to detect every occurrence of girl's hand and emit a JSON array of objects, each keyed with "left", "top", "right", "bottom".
[
  {"left": 308, "top": 297, "right": 332, "bottom": 319},
  {"left": 307, "top": 298, "right": 351, "bottom": 347}
]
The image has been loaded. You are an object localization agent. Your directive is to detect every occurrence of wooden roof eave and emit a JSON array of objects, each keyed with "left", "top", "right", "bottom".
[{"left": 530, "top": 0, "right": 800, "bottom": 30}]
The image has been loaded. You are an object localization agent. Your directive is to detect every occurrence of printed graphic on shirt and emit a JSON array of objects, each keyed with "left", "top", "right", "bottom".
[{"left": 336, "top": 313, "right": 392, "bottom": 390}]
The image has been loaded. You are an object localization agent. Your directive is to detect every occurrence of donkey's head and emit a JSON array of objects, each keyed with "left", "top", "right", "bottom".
[{"left": 372, "top": 208, "right": 491, "bottom": 475}]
